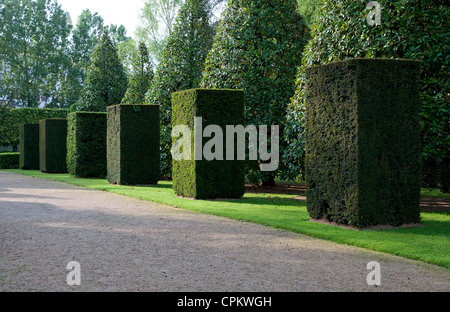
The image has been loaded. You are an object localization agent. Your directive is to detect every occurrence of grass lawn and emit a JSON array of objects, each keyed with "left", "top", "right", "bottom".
[
  {"left": 421, "top": 188, "right": 450, "bottom": 199},
  {"left": 4, "top": 169, "right": 450, "bottom": 269}
]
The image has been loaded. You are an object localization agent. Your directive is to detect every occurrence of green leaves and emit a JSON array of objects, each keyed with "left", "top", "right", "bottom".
[
  {"left": 201, "top": 0, "right": 309, "bottom": 183},
  {"left": 0, "top": 107, "right": 69, "bottom": 147},
  {"left": 121, "top": 43, "right": 154, "bottom": 105},
  {"left": 146, "top": 0, "right": 215, "bottom": 178},
  {"left": 286, "top": 0, "right": 450, "bottom": 190},
  {"left": 79, "top": 29, "right": 128, "bottom": 112},
  {"left": 0, "top": 0, "right": 72, "bottom": 108}
]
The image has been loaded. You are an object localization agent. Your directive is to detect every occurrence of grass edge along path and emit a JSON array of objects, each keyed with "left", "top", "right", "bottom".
[{"left": 3, "top": 169, "right": 450, "bottom": 269}]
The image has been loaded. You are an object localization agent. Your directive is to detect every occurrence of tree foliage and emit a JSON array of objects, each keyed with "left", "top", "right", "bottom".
[
  {"left": 65, "top": 11, "right": 134, "bottom": 107},
  {"left": 0, "top": 0, "right": 72, "bottom": 107},
  {"left": 285, "top": 0, "right": 449, "bottom": 191},
  {"left": 0, "top": 2, "right": 134, "bottom": 109},
  {"left": 296, "top": 0, "right": 323, "bottom": 27},
  {"left": 137, "top": 0, "right": 227, "bottom": 62},
  {"left": 79, "top": 29, "right": 128, "bottom": 112},
  {"left": 70, "top": 9, "right": 105, "bottom": 80},
  {"left": 146, "top": 0, "right": 215, "bottom": 178},
  {"left": 201, "top": 0, "right": 309, "bottom": 184},
  {"left": 136, "top": 0, "right": 184, "bottom": 63},
  {"left": 122, "top": 43, "right": 154, "bottom": 105}
]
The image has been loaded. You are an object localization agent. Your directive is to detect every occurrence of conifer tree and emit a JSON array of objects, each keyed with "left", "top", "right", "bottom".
[
  {"left": 121, "top": 42, "right": 154, "bottom": 104},
  {"left": 146, "top": 0, "right": 214, "bottom": 178},
  {"left": 80, "top": 28, "right": 128, "bottom": 112},
  {"left": 201, "top": 0, "right": 309, "bottom": 185},
  {"left": 284, "top": 0, "right": 449, "bottom": 191}
]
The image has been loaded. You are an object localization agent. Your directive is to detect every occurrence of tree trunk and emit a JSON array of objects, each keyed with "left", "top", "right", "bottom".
[{"left": 261, "top": 174, "right": 276, "bottom": 187}]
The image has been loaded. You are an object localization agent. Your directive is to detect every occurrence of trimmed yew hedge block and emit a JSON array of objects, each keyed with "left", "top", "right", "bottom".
[
  {"left": 39, "top": 119, "right": 68, "bottom": 173},
  {"left": 305, "top": 59, "right": 422, "bottom": 228},
  {"left": 67, "top": 112, "right": 107, "bottom": 178},
  {"left": 0, "top": 153, "right": 20, "bottom": 169},
  {"left": 19, "top": 123, "right": 40, "bottom": 170},
  {"left": 107, "top": 105, "right": 160, "bottom": 185},
  {"left": 172, "top": 89, "right": 245, "bottom": 199}
]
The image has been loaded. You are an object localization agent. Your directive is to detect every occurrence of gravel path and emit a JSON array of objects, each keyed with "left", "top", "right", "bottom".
[{"left": 0, "top": 171, "right": 449, "bottom": 292}]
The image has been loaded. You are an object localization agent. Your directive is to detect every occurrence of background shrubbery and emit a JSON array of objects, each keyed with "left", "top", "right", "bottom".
[
  {"left": 0, "top": 152, "right": 20, "bottom": 169},
  {"left": 0, "top": 108, "right": 69, "bottom": 147}
]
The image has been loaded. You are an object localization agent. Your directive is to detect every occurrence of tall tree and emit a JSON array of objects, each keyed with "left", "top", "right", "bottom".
[
  {"left": 136, "top": 0, "right": 184, "bottom": 63},
  {"left": 70, "top": 9, "right": 104, "bottom": 80},
  {"left": 0, "top": 0, "right": 72, "bottom": 107},
  {"left": 0, "top": 0, "right": 35, "bottom": 107},
  {"left": 201, "top": 0, "right": 309, "bottom": 185},
  {"left": 146, "top": 0, "right": 214, "bottom": 178},
  {"left": 79, "top": 28, "right": 128, "bottom": 112},
  {"left": 136, "top": 0, "right": 227, "bottom": 62},
  {"left": 37, "top": 0, "right": 73, "bottom": 107},
  {"left": 108, "top": 24, "right": 138, "bottom": 76},
  {"left": 122, "top": 42, "right": 154, "bottom": 105},
  {"left": 56, "top": 9, "right": 104, "bottom": 108},
  {"left": 64, "top": 11, "right": 134, "bottom": 108},
  {"left": 285, "top": 0, "right": 449, "bottom": 192}
]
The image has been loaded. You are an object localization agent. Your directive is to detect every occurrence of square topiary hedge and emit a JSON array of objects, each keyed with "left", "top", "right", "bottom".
[
  {"left": 67, "top": 112, "right": 107, "bottom": 178},
  {"left": 305, "top": 58, "right": 422, "bottom": 228},
  {"left": 172, "top": 88, "right": 245, "bottom": 199},
  {"left": 107, "top": 105, "right": 160, "bottom": 185},
  {"left": 19, "top": 123, "right": 40, "bottom": 170},
  {"left": 39, "top": 119, "right": 68, "bottom": 173},
  {"left": 0, "top": 153, "right": 20, "bottom": 169}
]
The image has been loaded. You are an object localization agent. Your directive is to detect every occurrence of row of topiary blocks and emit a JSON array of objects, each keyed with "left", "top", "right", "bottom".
[
  {"left": 19, "top": 89, "right": 246, "bottom": 200},
  {"left": 18, "top": 59, "right": 422, "bottom": 227}
]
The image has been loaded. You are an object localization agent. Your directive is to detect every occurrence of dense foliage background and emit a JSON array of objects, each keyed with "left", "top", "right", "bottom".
[
  {"left": 284, "top": 0, "right": 449, "bottom": 191},
  {"left": 1, "top": 0, "right": 448, "bottom": 191},
  {"left": 0, "top": 108, "right": 68, "bottom": 147},
  {"left": 146, "top": 0, "right": 214, "bottom": 178},
  {"left": 201, "top": 0, "right": 309, "bottom": 185},
  {"left": 78, "top": 29, "right": 128, "bottom": 112},
  {"left": 121, "top": 43, "right": 154, "bottom": 105},
  {"left": 0, "top": 0, "right": 134, "bottom": 109}
]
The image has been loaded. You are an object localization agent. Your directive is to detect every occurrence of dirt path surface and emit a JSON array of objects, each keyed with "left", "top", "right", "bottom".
[{"left": 0, "top": 171, "right": 449, "bottom": 292}]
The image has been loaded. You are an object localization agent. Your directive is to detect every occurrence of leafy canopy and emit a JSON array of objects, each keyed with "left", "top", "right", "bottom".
[
  {"left": 121, "top": 42, "right": 154, "bottom": 105},
  {"left": 201, "top": 0, "right": 309, "bottom": 184},
  {"left": 79, "top": 28, "right": 128, "bottom": 112},
  {"left": 146, "top": 0, "right": 215, "bottom": 177},
  {"left": 284, "top": 0, "right": 450, "bottom": 184}
]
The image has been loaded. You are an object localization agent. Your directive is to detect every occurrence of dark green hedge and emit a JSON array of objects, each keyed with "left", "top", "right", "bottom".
[
  {"left": 67, "top": 112, "right": 107, "bottom": 178},
  {"left": 39, "top": 119, "right": 68, "bottom": 173},
  {"left": 0, "top": 108, "right": 69, "bottom": 147},
  {"left": 305, "top": 59, "right": 422, "bottom": 228},
  {"left": 107, "top": 105, "right": 160, "bottom": 185},
  {"left": 172, "top": 89, "right": 245, "bottom": 199},
  {"left": 0, "top": 152, "right": 20, "bottom": 169},
  {"left": 19, "top": 124, "right": 40, "bottom": 170}
]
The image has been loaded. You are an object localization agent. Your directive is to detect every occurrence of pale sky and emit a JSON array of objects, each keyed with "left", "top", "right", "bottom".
[{"left": 57, "top": 0, "right": 146, "bottom": 37}]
